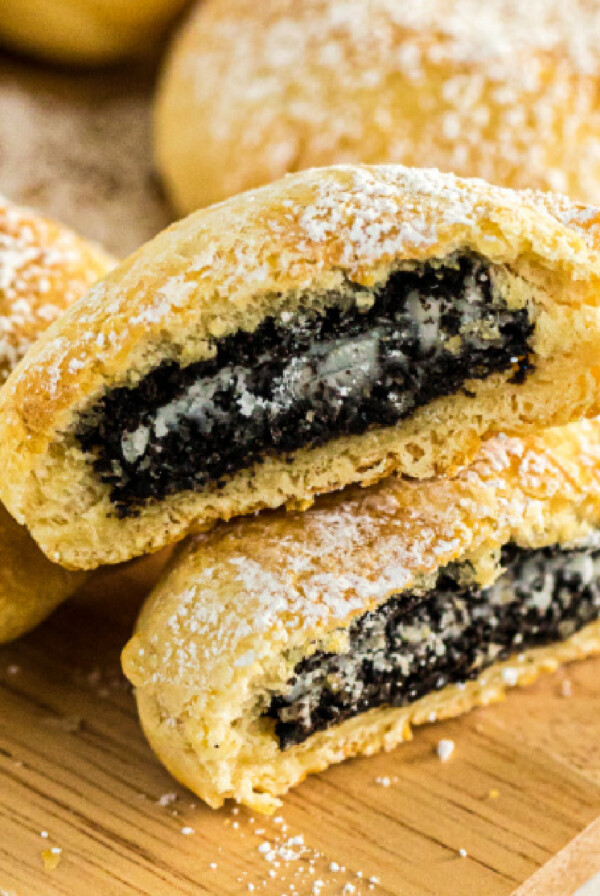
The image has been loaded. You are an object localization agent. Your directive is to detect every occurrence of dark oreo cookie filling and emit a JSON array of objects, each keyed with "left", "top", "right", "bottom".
[
  {"left": 267, "top": 543, "right": 600, "bottom": 750},
  {"left": 76, "top": 253, "right": 533, "bottom": 513}
]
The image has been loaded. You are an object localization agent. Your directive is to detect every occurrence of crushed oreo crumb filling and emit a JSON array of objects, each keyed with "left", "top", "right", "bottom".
[
  {"left": 267, "top": 543, "right": 600, "bottom": 750},
  {"left": 76, "top": 253, "right": 533, "bottom": 513}
]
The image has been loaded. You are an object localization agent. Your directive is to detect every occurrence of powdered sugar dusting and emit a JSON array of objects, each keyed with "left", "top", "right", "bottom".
[
  {"left": 297, "top": 166, "right": 476, "bottom": 265},
  {"left": 161, "top": 0, "right": 600, "bottom": 206},
  {"left": 7, "top": 160, "right": 600, "bottom": 418},
  {"left": 129, "top": 420, "right": 600, "bottom": 697},
  {"left": 0, "top": 196, "right": 111, "bottom": 379},
  {"left": 526, "top": 190, "right": 600, "bottom": 243}
]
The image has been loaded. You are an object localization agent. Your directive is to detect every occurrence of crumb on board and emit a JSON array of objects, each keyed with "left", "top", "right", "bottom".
[
  {"left": 561, "top": 679, "right": 573, "bottom": 697},
  {"left": 437, "top": 739, "right": 455, "bottom": 762},
  {"left": 374, "top": 775, "right": 391, "bottom": 787}
]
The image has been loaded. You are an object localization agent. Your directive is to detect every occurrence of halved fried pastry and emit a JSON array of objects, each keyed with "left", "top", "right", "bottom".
[
  {"left": 123, "top": 420, "right": 600, "bottom": 812},
  {"left": 2, "top": 166, "right": 600, "bottom": 568}
]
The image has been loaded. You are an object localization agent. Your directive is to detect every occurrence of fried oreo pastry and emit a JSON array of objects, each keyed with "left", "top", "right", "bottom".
[
  {"left": 0, "top": 0, "right": 189, "bottom": 65},
  {"left": 155, "top": 0, "right": 600, "bottom": 212},
  {"left": 123, "top": 421, "right": 600, "bottom": 812},
  {"left": 2, "top": 166, "right": 600, "bottom": 568},
  {"left": 0, "top": 196, "right": 113, "bottom": 642}
]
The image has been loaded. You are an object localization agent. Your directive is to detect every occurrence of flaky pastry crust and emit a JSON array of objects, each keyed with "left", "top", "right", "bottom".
[
  {"left": 123, "top": 419, "right": 600, "bottom": 811},
  {"left": 3, "top": 166, "right": 600, "bottom": 568}
]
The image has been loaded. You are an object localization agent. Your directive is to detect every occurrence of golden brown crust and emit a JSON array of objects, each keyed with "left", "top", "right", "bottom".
[
  {"left": 0, "top": 504, "right": 86, "bottom": 643},
  {"left": 0, "top": 196, "right": 114, "bottom": 643},
  {"left": 3, "top": 166, "right": 600, "bottom": 569},
  {"left": 122, "top": 419, "right": 600, "bottom": 811},
  {"left": 155, "top": 0, "right": 600, "bottom": 212},
  {"left": 134, "top": 622, "right": 600, "bottom": 813},
  {"left": 0, "top": 196, "right": 112, "bottom": 382},
  {"left": 0, "top": 0, "right": 189, "bottom": 65}
]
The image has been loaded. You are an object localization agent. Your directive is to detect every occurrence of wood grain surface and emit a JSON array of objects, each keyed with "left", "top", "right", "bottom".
[
  {"left": 2, "top": 582, "right": 600, "bottom": 896},
  {"left": 1, "top": 42, "right": 600, "bottom": 896}
]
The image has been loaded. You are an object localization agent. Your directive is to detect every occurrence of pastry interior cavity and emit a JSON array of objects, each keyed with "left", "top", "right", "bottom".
[
  {"left": 76, "top": 253, "right": 533, "bottom": 513},
  {"left": 267, "top": 543, "right": 600, "bottom": 750}
]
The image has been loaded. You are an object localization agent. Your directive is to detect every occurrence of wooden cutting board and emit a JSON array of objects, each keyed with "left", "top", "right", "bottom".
[
  {"left": 1, "top": 45, "right": 600, "bottom": 896},
  {"left": 2, "top": 576, "right": 600, "bottom": 896}
]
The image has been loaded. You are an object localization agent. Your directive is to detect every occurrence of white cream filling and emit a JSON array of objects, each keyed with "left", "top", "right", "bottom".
[{"left": 117, "top": 266, "right": 506, "bottom": 465}]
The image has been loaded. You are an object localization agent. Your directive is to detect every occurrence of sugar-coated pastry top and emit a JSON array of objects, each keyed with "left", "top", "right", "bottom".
[
  {"left": 0, "top": 197, "right": 114, "bottom": 643},
  {"left": 2, "top": 164, "right": 600, "bottom": 438},
  {"left": 0, "top": 195, "right": 114, "bottom": 382},
  {"left": 0, "top": 0, "right": 189, "bottom": 65},
  {"left": 124, "top": 419, "right": 600, "bottom": 715},
  {"left": 155, "top": 0, "right": 600, "bottom": 210},
  {"left": 3, "top": 165, "right": 600, "bottom": 570}
]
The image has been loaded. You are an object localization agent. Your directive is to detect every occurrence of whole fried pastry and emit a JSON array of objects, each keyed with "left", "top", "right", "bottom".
[
  {"left": 155, "top": 0, "right": 600, "bottom": 213},
  {"left": 123, "top": 420, "right": 600, "bottom": 812},
  {"left": 0, "top": 196, "right": 113, "bottom": 642},
  {"left": 0, "top": 0, "right": 188, "bottom": 65},
  {"left": 3, "top": 166, "right": 600, "bottom": 568}
]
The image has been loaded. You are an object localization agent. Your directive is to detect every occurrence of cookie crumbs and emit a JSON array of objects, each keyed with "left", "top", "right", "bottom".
[
  {"left": 437, "top": 739, "right": 455, "bottom": 762},
  {"left": 374, "top": 776, "right": 391, "bottom": 787},
  {"left": 561, "top": 679, "right": 573, "bottom": 697},
  {"left": 502, "top": 667, "right": 519, "bottom": 686}
]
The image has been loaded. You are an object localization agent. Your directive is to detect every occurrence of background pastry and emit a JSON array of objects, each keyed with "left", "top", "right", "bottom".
[
  {"left": 123, "top": 419, "right": 600, "bottom": 813},
  {"left": 2, "top": 166, "right": 600, "bottom": 569},
  {"left": 155, "top": 0, "right": 600, "bottom": 213},
  {"left": 0, "top": 0, "right": 189, "bottom": 66},
  {"left": 0, "top": 196, "right": 112, "bottom": 380},
  {"left": 0, "top": 196, "right": 113, "bottom": 642}
]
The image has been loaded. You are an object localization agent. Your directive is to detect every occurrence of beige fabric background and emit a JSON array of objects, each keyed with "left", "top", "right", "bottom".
[{"left": 0, "top": 53, "right": 172, "bottom": 256}]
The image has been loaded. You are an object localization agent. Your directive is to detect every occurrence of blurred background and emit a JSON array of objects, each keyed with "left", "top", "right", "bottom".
[{"left": 0, "top": 48, "right": 173, "bottom": 257}]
